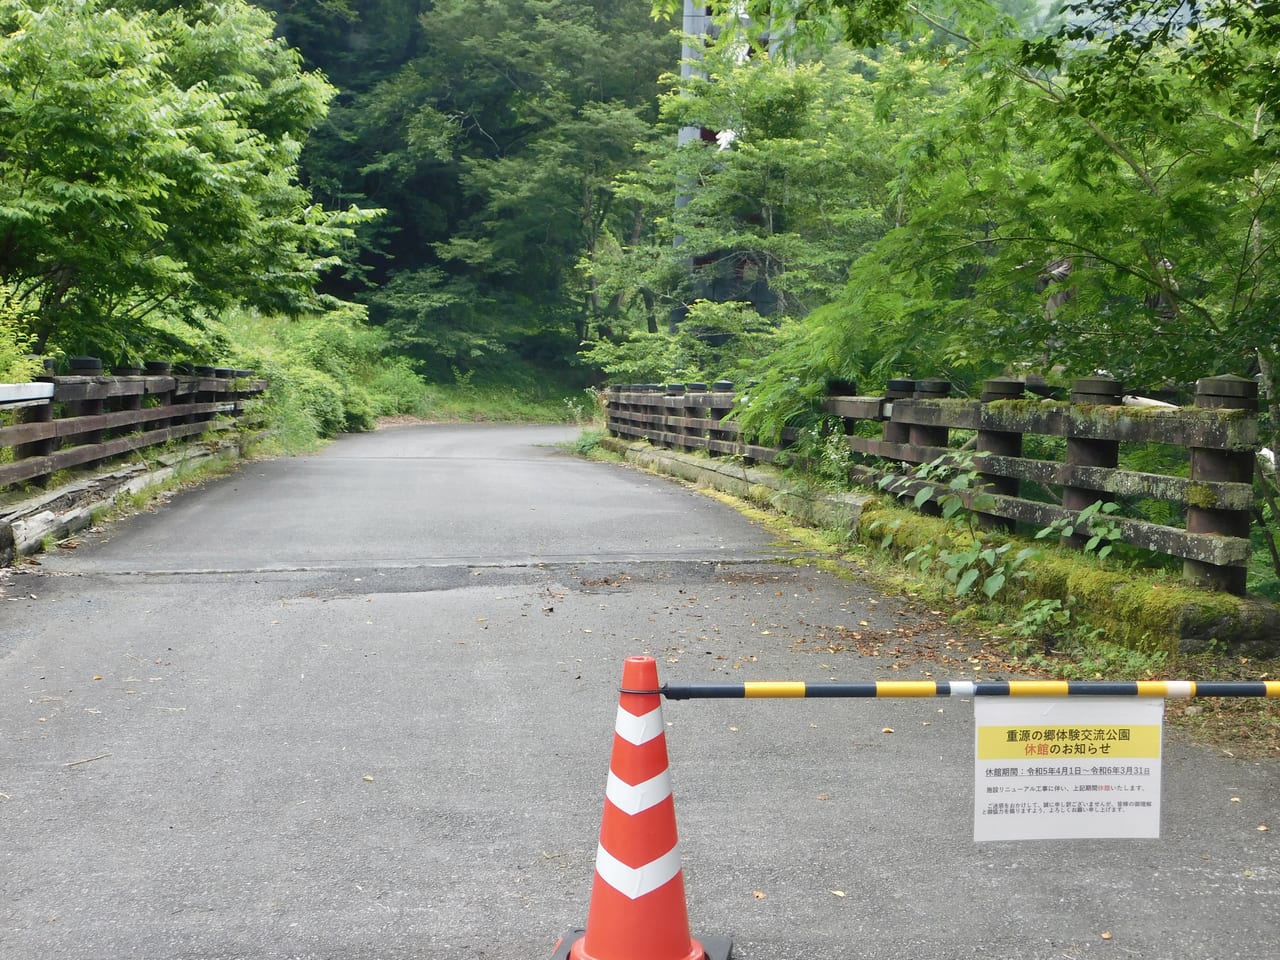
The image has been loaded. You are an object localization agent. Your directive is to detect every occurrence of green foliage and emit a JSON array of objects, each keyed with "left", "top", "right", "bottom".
[
  {"left": 571, "top": 428, "right": 607, "bottom": 456},
  {"left": 581, "top": 299, "right": 789, "bottom": 385},
  {"left": 1252, "top": 466, "right": 1280, "bottom": 601},
  {"left": 11, "top": 0, "right": 1268, "bottom": 478},
  {"left": 0, "top": 0, "right": 377, "bottom": 362},
  {"left": 289, "top": 367, "right": 349, "bottom": 437},
  {"left": 1036, "top": 499, "right": 1124, "bottom": 560},
  {"left": 365, "top": 361, "right": 431, "bottom": 418},
  {"left": 785, "top": 418, "right": 857, "bottom": 488},
  {"left": 563, "top": 388, "right": 604, "bottom": 427},
  {"left": 419, "top": 382, "right": 592, "bottom": 424},
  {"left": 1018, "top": 633, "right": 1169, "bottom": 682},
  {"left": 1009, "top": 597, "right": 1074, "bottom": 654},
  {"left": 870, "top": 452, "right": 1038, "bottom": 598},
  {"left": 585, "top": 43, "right": 905, "bottom": 383},
  {"left": 275, "top": 0, "right": 672, "bottom": 379},
  {"left": 682, "top": 1, "right": 1280, "bottom": 473},
  {"left": 0, "top": 283, "right": 40, "bottom": 382},
  {"left": 279, "top": 316, "right": 399, "bottom": 430},
  {"left": 1003, "top": 594, "right": 1165, "bottom": 676},
  {"left": 216, "top": 309, "right": 428, "bottom": 448},
  {"left": 364, "top": 267, "right": 546, "bottom": 379}
]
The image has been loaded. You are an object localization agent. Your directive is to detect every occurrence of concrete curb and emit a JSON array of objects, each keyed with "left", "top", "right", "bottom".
[
  {"left": 604, "top": 436, "right": 869, "bottom": 534},
  {"left": 0, "top": 437, "right": 251, "bottom": 566},
  {"left": 602, "top": 436, "right": 1280, "bottom": 656}
]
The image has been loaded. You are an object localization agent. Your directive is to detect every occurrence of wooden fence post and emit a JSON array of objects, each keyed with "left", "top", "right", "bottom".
[
  {"left": 173, "top": 364, "right": 197, "bottom": 425},
  {"left": 826, "top": 379, "right": 858, "bottom": 437},
  {"left": 709, "top": 380, "right": 734, "bottom": 456},
  {"left": 882, "top": 378, "right": 914, "bottom": 450},
  {"left": 1062, "top": 377, "right": 1123, "bottom": 549},
  {"left": 606, "top": 385, "right": 622, "bottom": 438},
  {"left": 909, "top": 379, "right": 951, "bottom": 449},
  {"left": 197, "top": 367, "right": 221, "bottom": 427},
  {"left": 107, "top": 368, "right": 143, "bottom": 444},
  {"left": 908, "top": 379, "right": 950, "bottom": 515},
  {"left": 977, "top": 378, "right": 1025, "bottom": 531},
  {"left": 14, "top": 379, "right": 55, "bottom": 488},
  {"left": 683, "top": 382, "right": 707, "bottom": 452},
  {"left": 146, "top": 362, "right": 174, "bottom": 431},
  {"left": 636, "top": 384, "right": 651, "bottom": 442},
  {"left": 665, "top": 383, "right": 684, "bottom": 450},
  {"left": 1184, "top": 374, "right": 1257, "bottom": 594},
  {"left": 65, "top": 359, "right": 106, "bottom": 456}
]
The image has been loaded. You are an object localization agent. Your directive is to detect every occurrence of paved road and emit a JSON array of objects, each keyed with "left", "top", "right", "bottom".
[{"left": 2, "top": 424, "right": 1278, "bottom": 960}]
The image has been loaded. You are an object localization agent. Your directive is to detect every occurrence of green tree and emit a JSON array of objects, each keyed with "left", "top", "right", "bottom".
[
  {"left": 276, "top": 0, "right": 673, "bottom": 382},
  {"left": 645, "top": 2, "right": 1280, "bottom": 456},
  {"left": 581, "top": 38, "right": 934, "bottom": 388},
  {"left": 0, "top": 0, "right": 373, "bottom": 360}
]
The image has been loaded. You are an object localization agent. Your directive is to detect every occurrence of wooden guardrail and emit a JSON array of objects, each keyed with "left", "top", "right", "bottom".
[
  {"left": 0, "top": 362, "right": 266, "bottom": 492},
  {"left": 605, "top": 375, "right": 1261, "bottom": 595},
  {"left": 606, "top": 381, "right": 804, "bottom": 462}
]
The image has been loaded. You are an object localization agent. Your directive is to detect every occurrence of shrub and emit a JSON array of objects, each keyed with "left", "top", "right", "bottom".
[
  {"left": 0, "top": 285, "right": 41, "bottom": 383},
  {"left": 367, "top": 360, "right": 430, "bottom": 417},
  {"left": 217, "top": 308, "right": 428, "bottom": 441},
  {"left": 287, "top": 367, "right": 347, "bottom": 436}
]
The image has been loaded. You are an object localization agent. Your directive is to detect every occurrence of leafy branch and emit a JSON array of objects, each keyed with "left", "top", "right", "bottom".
[
  {"left": 1035, "top": 499, "right": 1123, "bottom": 559},
  {"left": 870, "top": 452, "right": 1038, "bottom": 599}
]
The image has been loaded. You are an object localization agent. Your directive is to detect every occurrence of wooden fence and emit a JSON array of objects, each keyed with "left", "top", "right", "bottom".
[
  {"left": 0, "top": 362, "right": 267, "bottom": 493},
  {"left": 606, "top": 375, "right": 1261, "bottom": 595}
]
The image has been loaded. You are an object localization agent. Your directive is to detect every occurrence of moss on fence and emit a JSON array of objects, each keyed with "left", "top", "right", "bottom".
[{"left": 603, "top": 435, "right": 1280, "bottom": 658}]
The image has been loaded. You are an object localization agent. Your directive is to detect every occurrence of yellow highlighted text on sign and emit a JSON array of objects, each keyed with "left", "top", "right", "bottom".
[{"left": 977, "top": 725, "right": 1162, "bottom": 761}]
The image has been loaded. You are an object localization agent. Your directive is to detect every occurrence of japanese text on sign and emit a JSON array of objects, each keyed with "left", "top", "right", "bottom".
[{"left": 974, "top": 698, "right": 1164, "bottom": 841}]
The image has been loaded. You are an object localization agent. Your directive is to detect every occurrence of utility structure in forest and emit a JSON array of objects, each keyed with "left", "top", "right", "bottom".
[
  {"left": 671, "top": 2, "right": 779, "bottom": 332},
  {"left": 676, "top": 3, "right": 717, "bottom": 155}
]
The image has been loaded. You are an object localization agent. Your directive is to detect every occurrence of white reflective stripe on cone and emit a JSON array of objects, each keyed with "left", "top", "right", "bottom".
[
  {"left": 614, "top": 705, "right": 665, "bottom": 746},
  {"left": 605, "top": 769, "right": 673, "bottom": 815},
  {"left": 594, "top": 842, "right": 683, "bottom": 900}
]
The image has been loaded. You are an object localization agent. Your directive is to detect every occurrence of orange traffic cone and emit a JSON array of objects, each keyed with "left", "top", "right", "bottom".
[{"left": 552, "top": 656, "right": 731, "bottom": 960}]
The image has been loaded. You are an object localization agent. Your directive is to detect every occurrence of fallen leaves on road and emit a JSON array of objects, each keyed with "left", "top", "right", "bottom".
[{"left": 580, "top": 575, "right": 632, "bottom": 588}]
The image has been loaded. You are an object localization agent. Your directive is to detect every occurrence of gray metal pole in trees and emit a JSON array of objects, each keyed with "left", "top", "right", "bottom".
[{"left": 677, "top": 2, "right": 712, "bottom": 153}]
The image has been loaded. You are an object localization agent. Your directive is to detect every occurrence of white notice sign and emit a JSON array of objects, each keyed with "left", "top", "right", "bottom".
[{"left": 973, "top": 697, "right": 1164, "bottom": 842}]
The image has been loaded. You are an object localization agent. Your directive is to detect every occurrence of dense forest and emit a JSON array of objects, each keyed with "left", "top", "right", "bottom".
[
  {"left": 261, "top": 0, "right": 674, "bottom": 386},
  {"left": 1, "top": 0, "right": 1278, "bottom": 456},
  {"left": 264, "top": 0, "right": 1280, "bottom": 454}
]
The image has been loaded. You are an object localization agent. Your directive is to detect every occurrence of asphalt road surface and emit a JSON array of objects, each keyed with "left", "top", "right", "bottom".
[{"left": 2, "top": 423, "right": 1278, "bottom": 960}]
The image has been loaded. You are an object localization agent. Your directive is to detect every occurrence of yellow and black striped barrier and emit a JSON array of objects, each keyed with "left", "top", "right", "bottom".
[{"left": 656, "top": 680, "right": 1280, "bottom": 700}]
